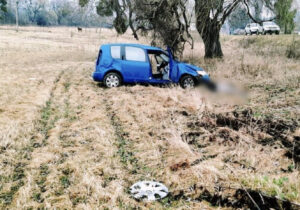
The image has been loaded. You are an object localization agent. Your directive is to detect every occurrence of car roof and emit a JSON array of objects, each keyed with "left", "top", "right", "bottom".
[{"left": 102, "top": 43, "right": 163, "bottom": 51}]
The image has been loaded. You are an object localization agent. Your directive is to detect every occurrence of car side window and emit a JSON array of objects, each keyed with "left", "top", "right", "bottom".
[
  {"left": 111, "top": 46, "right": 121, "bottom": 59},
  {"left": 125, "top": 46, "right": 146, "bottom": 62}
]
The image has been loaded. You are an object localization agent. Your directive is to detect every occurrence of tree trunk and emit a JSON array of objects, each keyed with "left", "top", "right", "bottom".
[
  {"left": 197, "top": 22, "right": 223, "bottom": 58},
  {"left": 202, "top": 27, "right": 223, "bottom": 58},
  {"left": 15, "top": 1, "right": 18, "bottom": 32},
  {"left": 195, "top": 0, "right": 224, "bottom": 59}
]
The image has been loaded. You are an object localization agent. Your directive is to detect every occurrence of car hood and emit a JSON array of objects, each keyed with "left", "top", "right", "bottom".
[
  {"left": 177, "top": 62, "right": 211, "bottom": 81},
  {"left": 179, "top": 62, "right": 204, "bottom": 72}
]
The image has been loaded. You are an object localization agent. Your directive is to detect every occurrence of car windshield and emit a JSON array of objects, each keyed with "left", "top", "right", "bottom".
[
  {"left": 264, "top": 22, "right": 275, "bottom": 26},
  {"left": 250, "top": 23, "right": 257, "bottom": 27}
]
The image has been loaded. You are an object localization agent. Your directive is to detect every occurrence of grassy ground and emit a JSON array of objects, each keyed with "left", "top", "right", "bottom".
[{"left": 0, "top": 26, "right": 299, "bottom": 209}]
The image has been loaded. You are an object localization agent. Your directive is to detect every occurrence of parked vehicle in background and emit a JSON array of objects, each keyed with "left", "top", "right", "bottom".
[
  {"left": 293, "top": 31, "right": 300, "bottom": 35},
  {"left": 93, "top": 44, "right": 213, "bottom": 89},
  {"left": 262, "top": 22, "right": 280, "bottom": 35},
  {"left": 245, "top": 23, "right": 263, "bottom": 35}
]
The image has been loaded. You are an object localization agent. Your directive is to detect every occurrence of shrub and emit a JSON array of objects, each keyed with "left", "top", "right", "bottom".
[
  {"left": 239, "top": 37, "right": 258, "bottom": 49},
  {"left": 286, "top": 38, "right": 300, "bottom": 59}
]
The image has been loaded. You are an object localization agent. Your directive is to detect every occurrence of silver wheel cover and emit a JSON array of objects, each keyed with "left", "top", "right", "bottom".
[
  {"left": 183, "top": 77, "right": 195, "bottom": 88},
  {"left": 130, "top": 181, "right": 168, "bottom": 202},
  {"left": 106, "top": 75, "right": 120, "bottom": 87}
]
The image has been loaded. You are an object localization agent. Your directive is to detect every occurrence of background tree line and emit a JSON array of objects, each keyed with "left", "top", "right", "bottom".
[
  {"left": 0, "top": 0, "right": 112, "bottom": 27},
  {"left": 78, "top": 0, "right": 298, "bottom": 58},
  {"left": 1, "top": 0, "right": 299, "bottom": 58}
]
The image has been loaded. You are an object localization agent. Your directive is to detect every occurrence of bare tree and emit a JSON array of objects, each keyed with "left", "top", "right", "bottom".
[
  {"left": 51, "top": 0, "right": 71, "bottom": 25},
  {"left": 24, "top": 0, "right": 45, "bottom": 23},
  {"left": 243, "top": 0, "right": 275, "bottom": 24},
  {"left": 80, "top": 0, "right": 128, "bottom": 34},
  {"left": 15, "top": 0, "right": 18, "bottom": 31}
]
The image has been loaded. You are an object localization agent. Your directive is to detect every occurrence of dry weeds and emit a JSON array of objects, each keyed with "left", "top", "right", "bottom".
[{"left": 0, "top": 26, "right": 299, "bottom": 209}]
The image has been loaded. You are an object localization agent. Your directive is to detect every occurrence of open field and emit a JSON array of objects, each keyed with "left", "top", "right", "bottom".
[{"left": 0, "top": 26, "right": 299, "bottom": 209}]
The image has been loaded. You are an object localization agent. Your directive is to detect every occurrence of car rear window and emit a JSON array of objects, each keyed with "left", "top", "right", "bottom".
[
  {"left": 125, "top": 46, "right": 146, "bottom": 62},
  {"left": 111, "top": 46, "right": 121, "bottom": 59}
]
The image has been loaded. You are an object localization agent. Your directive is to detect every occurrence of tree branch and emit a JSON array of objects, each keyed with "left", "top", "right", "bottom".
[{"left": 243, "top": 0, "right": 275, "bottom": 24}]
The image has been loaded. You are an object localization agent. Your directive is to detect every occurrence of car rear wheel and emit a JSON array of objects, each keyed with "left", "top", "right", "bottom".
[
  {"left": 104, "top": 72, "right": 122, "bottom": 88},
  {"left": 180, "top": 75, "right": 195, "bottom": 89}
]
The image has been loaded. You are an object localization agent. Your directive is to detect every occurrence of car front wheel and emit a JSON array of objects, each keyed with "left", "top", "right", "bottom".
[
  {"left": 180, "top": 75, "right": 195, "bottom": 89},
  {"left": 104, "top": 72, "right": 122, "bottom": 88}
]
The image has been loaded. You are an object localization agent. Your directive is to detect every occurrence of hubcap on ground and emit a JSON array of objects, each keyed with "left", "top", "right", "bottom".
[
  {"left": 106, "top": 75, "right": 119, "bottom": 87},
  {"left": 130, "top": 181, "right": 168, "bottom": 202}
]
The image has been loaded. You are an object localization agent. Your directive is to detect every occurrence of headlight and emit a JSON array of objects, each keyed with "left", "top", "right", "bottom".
[{"left": 197, "top": 70, "right": 209, "bottom": 76}]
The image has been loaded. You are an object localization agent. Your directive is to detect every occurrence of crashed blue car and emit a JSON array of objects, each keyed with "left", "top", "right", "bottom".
[{"left": 93, "top": 43, "right": 212, "bottom": 88}]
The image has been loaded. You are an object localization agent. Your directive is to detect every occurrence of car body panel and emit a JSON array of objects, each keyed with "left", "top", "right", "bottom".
[
  {"left": 167, "top": 47, "right": 177, "bottom": 82},
  {"left": 93, "top": 43, "right": 211, "bottom": 86},
  {"left": 121, "top": 59, "right": 151, "bottom": 83}
]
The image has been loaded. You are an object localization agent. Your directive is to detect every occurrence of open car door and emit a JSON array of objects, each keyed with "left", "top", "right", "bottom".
[{"left": 167, "top": 47, "right": 177, "bottom": 82}]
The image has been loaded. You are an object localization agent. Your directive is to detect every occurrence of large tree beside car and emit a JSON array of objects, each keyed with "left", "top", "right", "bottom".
[{"left": 193, "top": 0, "right": 278, "bottom": 58}]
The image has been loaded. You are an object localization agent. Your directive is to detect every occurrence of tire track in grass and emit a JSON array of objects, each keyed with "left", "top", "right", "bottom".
[
  {"left": 103, "top": 98, "right": 140, "bottom": 174},
  {"left": 43, "top": 65, "right": 142, "bottom": 209},
  {"left": 0, "top": 70, "right": 65, "bottom": 208},
  {"left": 19, "top": 65, "right": 87, "bottom": 208},
  {"left": 96, "top": 88, "right": 197, "bottom": 209},
  {"left": 90, "top": 87, "right": 168, "bottom": 208},
  {"left": 26, "top": 70, "right": 72, "bottom": 206},
  {"left": 17, "top": 64, "right": 141, "bottom": 209}
]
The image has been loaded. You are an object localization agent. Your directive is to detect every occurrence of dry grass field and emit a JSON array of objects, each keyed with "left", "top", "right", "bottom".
[{"left": 0, "top": 26, "right": 299, "bottom": 209}]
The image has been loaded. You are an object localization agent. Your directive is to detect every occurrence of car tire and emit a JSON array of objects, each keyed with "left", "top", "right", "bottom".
[
  {"left": 104, "top": 72, "right": 122, "bottom": 88},
  {"left": 180, "top": 75, "right": 195, "bottom": 89}
]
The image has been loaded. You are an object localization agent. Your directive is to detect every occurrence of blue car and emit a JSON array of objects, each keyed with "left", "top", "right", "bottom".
[{"left": 93, "top": 43, "right": 212, "bottom": 88}]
